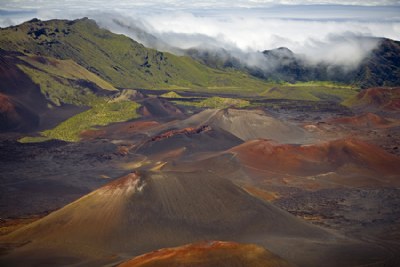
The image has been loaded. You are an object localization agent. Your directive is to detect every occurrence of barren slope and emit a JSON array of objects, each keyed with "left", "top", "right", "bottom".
[
  {"left": 145, "top": 108, "right": 312, "bottom": 144},
  {"left": 230, "top": 138, "right": 400, "bottom": 189},
  {"left": 344, "top": 87, "right": 400, "bottom": 113}
]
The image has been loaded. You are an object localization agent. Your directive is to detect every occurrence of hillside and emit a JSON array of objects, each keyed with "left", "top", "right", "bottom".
[
  {"left": 355, "top": 39, "right": 400, "bottom": 88},
  {"left": 0, "top": 18, "right": 267, "bottom": 91},
  {"left": 229, "top": 138, "right": 400, "bottom": 189},
  {"left": 343, "top": 87, "right": 400, "bottom": 112},
  {"left": 0, "top": 48, "right": 139, "bottom": 133}
]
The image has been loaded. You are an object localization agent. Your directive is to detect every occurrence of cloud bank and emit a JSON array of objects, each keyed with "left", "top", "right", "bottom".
[
  {"left": 2, "top": 0, "right": 400, "bottom": 10},
  {"left": 1, "top": 1, "right": 399, "bottom": 69},
  {"left": 92, "top": 7, "right": 397, "bottom": 69}
]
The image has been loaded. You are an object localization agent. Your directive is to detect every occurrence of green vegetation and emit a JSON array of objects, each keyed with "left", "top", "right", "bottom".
[
  {"left": 20, "top": 56, "right": 116, "bottom": 90},
  {"left": 259, "top": 82, "right": 358, "bottom": 102},
  {"left": 13, "top": 54, "right": 143, "bottom": 142},
  {"left": 285, "top": 81, "right": 353, "bottom": 89},
  {"left": 160, "top": 91, "right": 184, "bottom": 98},
  {"left": 19, "top": 100, "right": 140, "bottom": 142},
  {"left": 175, "top": 96, "right": 250, "bottom": 109},
  {"left": 342, "top": 94, "right": 363, "bottom": 107},
  {"left": 40, "top": 100, "right": 140, "bottom": 142},
  {"left": 18, "top": 136, "right": 52, "bottom": 143},
  {"left": 17, "top": 55, "right": 116, "bottom": 106}
]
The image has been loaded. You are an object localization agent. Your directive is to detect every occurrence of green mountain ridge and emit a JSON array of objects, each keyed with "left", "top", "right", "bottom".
[{"left": 0, "top": 18, "right": 267, "bottom": 91}]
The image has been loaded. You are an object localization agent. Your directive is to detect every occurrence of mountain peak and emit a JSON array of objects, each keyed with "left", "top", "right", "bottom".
[
  {"left": 262, "top": 47, "right": 294, "bottom": 58},
  {"left": 98, "top": 171, "right": 145, "bottom": 195}
]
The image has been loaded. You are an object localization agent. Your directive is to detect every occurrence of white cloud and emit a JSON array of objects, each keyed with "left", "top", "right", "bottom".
[
  {"left": 1, "top": 0, "right": 400, "bottom": 10},
  {"left": 0, "top": 0, "right": 399, "bottom": 68},
  {"left": 94, "top": 10, "right": 390, "bottom": 68}
]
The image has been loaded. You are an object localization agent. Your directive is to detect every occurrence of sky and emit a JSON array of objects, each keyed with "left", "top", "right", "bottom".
[{"left": 1, "top": 0, "right": 399, "bottom": 68}]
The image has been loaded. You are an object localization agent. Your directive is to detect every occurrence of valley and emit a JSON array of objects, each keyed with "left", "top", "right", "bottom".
[{"left": 0, "top": 17, "right": 400, "bottom": 267}]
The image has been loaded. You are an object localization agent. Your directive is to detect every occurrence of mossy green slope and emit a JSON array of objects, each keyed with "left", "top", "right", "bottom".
[
  {"left": 16, "top": 54, "right": 116, "bottom": 106},
  {"left": 259, "top": 81, "right": 357, "bottom": 102},
  {"left": 41, "top": 100, "right": 140, "bottom": 142},
  {"left": 0, "top": 18, "right": 267, "bottom": 91},
  {"left": 19, "top": 99, "right": 140, "bottom": 142},
  {"left": 175, "top": 96, "right": 250, "bottom": 109},
  {"left": 0, "top": 52, "right": 140, "bottom": 141}
]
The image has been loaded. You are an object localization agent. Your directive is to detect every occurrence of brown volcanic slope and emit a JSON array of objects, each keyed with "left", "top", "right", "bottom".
[
  {"left": 208, "top": 109, "right": 309, "bottom": 143},
  {"left": 230, "top": 138, "right": 400, "bottom": 188},
  {"left": 135, "top": 124, "right": 242, "bottom": 160},
  {"left": 118, "top": 241, "right": 295, "bottom": 267},
  {"left": 0, "top": 49, "right": 109, "bottom": 132},
  {"left": 0, "top": 171, "right": 384, "bottom": 267},
  {"left": 138, "top": 97, "right": 183, "bottom": 118},
  {"left": 144, "top": 108, "right": 312, "bottom": 144},
  {"left": 345, "top": 87, "right": 400, "bottom": 112},
  {"left": 328, "top": 112, "right": 396, "bottom": 128},
  {"left": 81, "top": 108, "right": 309, "bottom": 162},
  {"left": 0, "top": 93, "right": 39, "bottom": 132},
  {"left": 0, "top": 50, "right": 47, "bottom": 131}
]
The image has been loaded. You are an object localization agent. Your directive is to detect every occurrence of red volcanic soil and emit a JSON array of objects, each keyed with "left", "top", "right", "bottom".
[
  {"left": 0, "top": 94, "right": 17, "bottom": 117},
  {"left": 0, "top": 93, "right": 39, "bottom": 131},
  {"left": 230, "top": 138, "right": 400, "bottom": 187},
  {"left": 328, "top": 113, "right": 395, "bottom": 128},
  {"left": 149, "top": 125, "right": 211, "bottom": 142},
  {"left": 351, "top": 87, "right": 400, "bottom": 111},
  {"left": 0, "top": 50, "right": 85, "bottom": 131},
  {"left": 118, "top": 241, "right": 294, "bottom": 267}
]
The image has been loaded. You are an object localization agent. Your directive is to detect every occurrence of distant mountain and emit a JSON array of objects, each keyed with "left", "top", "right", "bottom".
[
  {"left": 354, "top": 39, "right": 400, "bottom": 88},
  {"left": 185, "top": 38, "right": 400, "bottom": 88}
]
